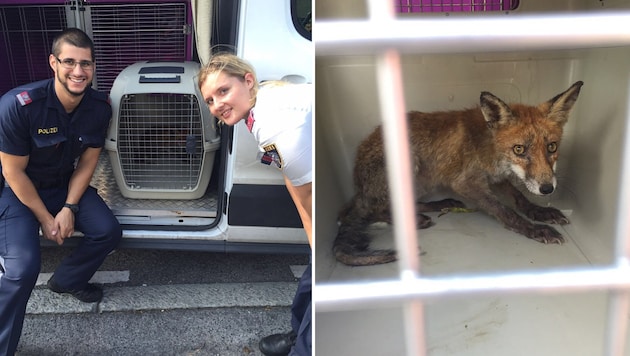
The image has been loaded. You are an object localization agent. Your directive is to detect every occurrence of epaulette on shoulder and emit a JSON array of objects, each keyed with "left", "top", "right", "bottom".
[
  {"left": 15, "top": 91, "right": 33, "bottom": 106},
  {"left": 14, "top": 85, "right": 46, "bottom": 107}
]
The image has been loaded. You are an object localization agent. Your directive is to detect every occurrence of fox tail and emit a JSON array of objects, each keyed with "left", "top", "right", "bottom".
[{"left": 333, "top": 201, "right": 398, "bottom": 266}]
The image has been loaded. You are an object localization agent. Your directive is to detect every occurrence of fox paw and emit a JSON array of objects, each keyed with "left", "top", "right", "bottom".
[
  {"left": 527, "top": 224, "right": 565, "bottom": 244},
  {"left": 417, "top": 213, "right": 434, "bottom": 229},
  {"left": 419, "top": 198, "right": 465, "bottom": 212},
  {"left": 525, "top": 206, "right": 570, "bottom": 225}
]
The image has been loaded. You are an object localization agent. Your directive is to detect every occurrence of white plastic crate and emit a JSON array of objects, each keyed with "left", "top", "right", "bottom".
[
  {"left": 106, "top": 61, "right": 220, "bottom": 199},
  {"left": 315, "top": 1, "right": 630, "bottom": 355}
]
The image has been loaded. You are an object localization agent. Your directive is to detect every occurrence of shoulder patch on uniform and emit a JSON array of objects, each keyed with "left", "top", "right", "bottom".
[
  {"left": 16, "top": 91, "right": 32, "bottom": 106},
  {"left": 260, "top": 143, "right": 283, "bottom": 169}
]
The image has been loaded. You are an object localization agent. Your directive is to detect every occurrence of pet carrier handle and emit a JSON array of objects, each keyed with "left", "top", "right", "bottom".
[
  {"left": 138, "top": 65, "right": 185, "bottom": 83},
  {"left": 138, "top": 75, "right": 181, "bottom": 83}
]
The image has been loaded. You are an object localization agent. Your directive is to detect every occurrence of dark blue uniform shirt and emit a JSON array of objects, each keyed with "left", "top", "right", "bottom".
[{"left": 0, "top": 79, "right": 111, "bottom": 185}]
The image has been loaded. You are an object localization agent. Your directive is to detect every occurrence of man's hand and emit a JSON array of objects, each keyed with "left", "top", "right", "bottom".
[
  {"left": 40, "top": 216, "right": 63, "bottom": 245},
  {"left": 55, "top": 208, "right": 75, "bottom": 240}
]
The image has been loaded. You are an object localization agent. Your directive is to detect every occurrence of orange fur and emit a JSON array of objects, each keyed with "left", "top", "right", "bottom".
[{"left": 334, "top": 81, "right": 584, "bottom": 266}]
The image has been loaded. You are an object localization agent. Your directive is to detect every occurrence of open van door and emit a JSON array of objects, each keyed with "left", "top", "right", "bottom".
[{"left": 214, "top": 0, "right": 313, "bottom": 250}]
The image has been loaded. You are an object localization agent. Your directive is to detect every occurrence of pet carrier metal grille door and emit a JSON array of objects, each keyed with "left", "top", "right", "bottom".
[
  {"left": 106, "top": 61, "right": 220, "bottom": 199},
  {"left": 117, "top": 93, "right": 203, "bottom": 189}
]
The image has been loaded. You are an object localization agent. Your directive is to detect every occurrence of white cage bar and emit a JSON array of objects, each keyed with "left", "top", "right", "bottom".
[{"left": 315, "top": 4, "right": 630, "bottom": 356}]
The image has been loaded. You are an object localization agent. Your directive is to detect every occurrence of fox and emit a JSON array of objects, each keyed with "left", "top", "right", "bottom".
[{"left": 334, "top": 81, "right": 584, "bottom": 266}]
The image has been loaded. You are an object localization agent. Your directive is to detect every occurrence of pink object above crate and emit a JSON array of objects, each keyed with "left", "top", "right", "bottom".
[{"left": 395, "top": 0, "right": 519, "bottom": 13}]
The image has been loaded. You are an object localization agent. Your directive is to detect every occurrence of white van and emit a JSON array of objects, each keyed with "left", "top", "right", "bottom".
[
  {"left": 315, "top": 0, "right": 630, "bottom": 355},
  {"left": 0, "top": 0, "right": 312, "bottom": 253}
]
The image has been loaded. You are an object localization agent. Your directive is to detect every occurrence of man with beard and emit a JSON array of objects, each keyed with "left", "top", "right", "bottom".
[{"left": 0, "top": 28, "right": 121, "bottom": 355}]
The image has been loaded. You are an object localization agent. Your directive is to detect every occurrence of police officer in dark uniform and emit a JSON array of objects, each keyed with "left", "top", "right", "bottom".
[{"left": 0, "top": 28, "right": 122, "bottom": 355}]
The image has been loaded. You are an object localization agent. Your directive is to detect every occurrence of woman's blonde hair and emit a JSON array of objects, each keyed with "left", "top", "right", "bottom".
[{"left": 198, "top": 53, "right": 259, "bottom": 104}]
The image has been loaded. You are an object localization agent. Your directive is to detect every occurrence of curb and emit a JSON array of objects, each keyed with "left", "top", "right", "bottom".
[{"left": 27, "top": 282, "right": 297, "bottom": 315}]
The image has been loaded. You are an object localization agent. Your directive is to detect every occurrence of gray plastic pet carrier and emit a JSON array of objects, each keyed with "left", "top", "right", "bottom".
[{"left": 106, "top": 61, "right": 220, "bottom": 199}]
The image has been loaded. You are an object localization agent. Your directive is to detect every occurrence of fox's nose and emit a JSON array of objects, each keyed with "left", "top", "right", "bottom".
[{"left": 539, "top": 184, "right": 554, "bottom": 195}]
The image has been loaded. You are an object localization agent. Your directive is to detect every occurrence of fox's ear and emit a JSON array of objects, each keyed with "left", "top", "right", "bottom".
[
  {"left": 545, "top": 81, "right": 583, "bottom": 125},
  {"left": 480, "top": 91, "right": 513, "bottom": 129}
]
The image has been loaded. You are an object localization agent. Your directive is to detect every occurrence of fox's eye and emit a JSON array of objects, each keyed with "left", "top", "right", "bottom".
[
  {"left": 513, "top": 145, "right": 525, "bottom": 155},
  {"left": 547, "top": 142, "right": 557, "bottom": 153}
]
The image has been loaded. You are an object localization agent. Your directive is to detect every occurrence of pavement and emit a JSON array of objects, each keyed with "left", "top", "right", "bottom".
[
  {"left": 19, "top": 269, "right": 304, "bottom": 356},
  {"left": 16, "top": 249, "right": 308, "bottom": 355},
  {"left": 27, "top": 269, "right": 303, "bottom": 315}
]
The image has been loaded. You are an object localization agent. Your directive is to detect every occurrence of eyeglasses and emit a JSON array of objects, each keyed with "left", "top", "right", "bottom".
[{"left": 55, "top": 57, "right": 94, "bottom": 71}]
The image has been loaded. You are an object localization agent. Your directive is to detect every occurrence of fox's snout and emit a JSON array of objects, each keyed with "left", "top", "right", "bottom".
[
  {"left": 510, "top": 163, "right": 558, "bottom": 196},
  {"left": 525, "top": 175, "right": 557, "bottom": 196},
  {"left": 539, "top": 183, "right": 555, "bottom": 195}
]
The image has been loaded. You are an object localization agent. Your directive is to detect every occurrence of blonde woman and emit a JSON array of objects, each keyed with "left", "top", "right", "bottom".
[{"left": 199, "top": 53, "right": 312, "bottom": 356}]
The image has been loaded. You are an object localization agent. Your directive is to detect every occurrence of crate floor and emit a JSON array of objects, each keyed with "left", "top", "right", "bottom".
[
  {"left": 91, "top": 153, "right": 218, "bottom": 227},
  {"left": 315, "top": 210, "right": 628, "bottom": 356}
]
